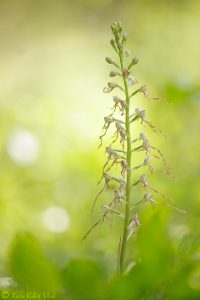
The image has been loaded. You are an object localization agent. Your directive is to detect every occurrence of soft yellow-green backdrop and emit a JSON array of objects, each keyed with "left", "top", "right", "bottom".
[{"left": 0, "top": 0, "right": 200, "bottom": 297}]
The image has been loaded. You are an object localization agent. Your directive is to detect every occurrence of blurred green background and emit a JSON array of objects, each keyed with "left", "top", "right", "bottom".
[{"left": 0, "top": 0, "right": 200, "bottom": 299}]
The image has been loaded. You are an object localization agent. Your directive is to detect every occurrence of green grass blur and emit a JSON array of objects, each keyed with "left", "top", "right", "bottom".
[{"left": 0, "top": 0, "right": 200, "bottom": 299}]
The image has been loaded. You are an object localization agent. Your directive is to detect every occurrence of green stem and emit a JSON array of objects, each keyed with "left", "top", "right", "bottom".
[{"left": 118, "top": 50, "right": 132, "bottom": 274}]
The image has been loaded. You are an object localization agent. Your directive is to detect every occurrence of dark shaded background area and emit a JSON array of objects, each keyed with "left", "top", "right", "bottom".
[{"left": 0, "top": 0, "right": 200, "bottom": 299}]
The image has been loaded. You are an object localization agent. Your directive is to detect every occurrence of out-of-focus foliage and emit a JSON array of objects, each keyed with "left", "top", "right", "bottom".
[
  {"left": 9, "top": 233, "right": 60, "bottom": 292},
  {"left": 0, "top": 0, "right": 200, "bottom": 299}
]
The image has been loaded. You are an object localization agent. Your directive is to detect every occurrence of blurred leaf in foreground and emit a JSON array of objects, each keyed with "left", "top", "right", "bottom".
[
  {"left": 9, "top": 233, "right": 60, "bottom": 292},
  {"left": 62, "top": 259, "right": 107, "bottom": 300}
]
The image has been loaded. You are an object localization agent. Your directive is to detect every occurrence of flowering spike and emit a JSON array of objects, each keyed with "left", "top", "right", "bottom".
[{"left": 82, "top": 22, "right": 184, "bottom": 276}]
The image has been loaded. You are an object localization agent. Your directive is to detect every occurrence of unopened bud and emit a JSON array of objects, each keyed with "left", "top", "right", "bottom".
[
  {"left": 109, "top": 71, "right": 117, "bottom": 77},
  {"left": 116, "top": 41, "right": 122, "bottom": 50},
  {"left": 110, "top": 38, "right": 115, "bottom": 45},
  {"left": 105, "top": 57, "right": 112, "bottom": 64},
  {"left": 122, "top": 33, "right": 128, "bottom": 43},
  {"left": 110, "top": 39, "right": 117, "bottom": 52},
  {"left": 124, "top": 49, "right": 130, "bottom": 57},
  {"left": 128, "top": 56, "right": 139, "bottom": 70},
  {"left": 111, "top": 22, "right": 116, "bottom": 34},
  {"left": 116, "top": 21, "right": 123, "bottom": 33},
  {"left": 108, "top": 82, "right": 117, "bottom": 89},
  {"left": 132, "top": 56, "right": 139, "bottom": 65}
]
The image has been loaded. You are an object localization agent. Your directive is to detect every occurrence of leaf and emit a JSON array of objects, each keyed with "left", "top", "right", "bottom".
[{"left": 9, "top": 232, "right": 60, "bottom": 292}]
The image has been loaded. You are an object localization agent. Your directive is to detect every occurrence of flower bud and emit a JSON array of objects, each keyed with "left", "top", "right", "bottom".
[
  {"left": 105, "top": 57, "right": 112, "bottom": 64},
  {"left": 108, "top": 82, "right": 117, "bottom": 89},
  {"left": 110, "top": 39, "right": 117, "bottom": 52},
  {"left": 111, "top": 23, "right": 116, "bottom": 34},
  {"left": 116, "top": 21, "right": 123, "bottom": 33},
  {"left": 111, "top": 22, "right": 119, "bottom": 36},
  {"left": 122, "top": 33, "right": 128, "bottom": 43},
  {"left": 128, "top": 56, "right": 139, "bottom": 70},
  {"left": 109, "top": 71, "right": 117, "bottom": 77},
  {"left": 124, "top": 49, "right": 130, "bottom": 57},
  {"left": 110, "top": 38, "right": 115, "bottom": 45},
  {"left": 132, "top": 56, "right": 139, "bottom": 65},
  {"left": 116, "top": 40, "right": 122, "bottom": 50}
]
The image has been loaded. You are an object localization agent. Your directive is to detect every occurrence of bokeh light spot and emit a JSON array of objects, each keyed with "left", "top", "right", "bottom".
[
  {"left": 7, "top": 128, "right": 40, "bottom": 166},
  {"left": 42, "top": 206, "right": 70, "bottom": 233}
]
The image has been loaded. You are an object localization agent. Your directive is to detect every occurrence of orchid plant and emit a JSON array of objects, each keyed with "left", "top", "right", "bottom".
[{"left": 82, "top": 21, "right": 185, "bottom": 274}]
